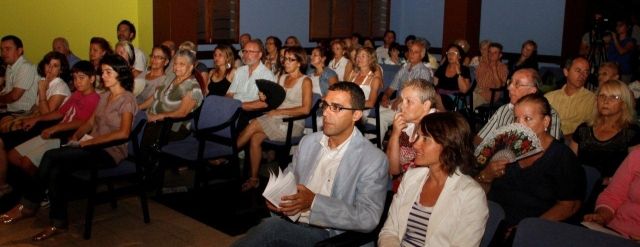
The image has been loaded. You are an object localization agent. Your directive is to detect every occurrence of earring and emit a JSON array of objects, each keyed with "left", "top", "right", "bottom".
[
  {"left": 544, "top": 127, "right": 548, "bottom": 132},
  {"left": 226, "top": 63, "right": 231, "bottom": 69}
]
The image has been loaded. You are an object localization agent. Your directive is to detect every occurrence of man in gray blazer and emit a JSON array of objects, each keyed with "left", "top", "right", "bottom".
[{"left": 233, "top": 82, "right": 390, "bottom": 246}]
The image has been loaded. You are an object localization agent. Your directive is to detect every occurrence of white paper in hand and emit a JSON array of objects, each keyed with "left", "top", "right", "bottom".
[{"left": 262, "top": 168, "right": 300, "bottom": 221}]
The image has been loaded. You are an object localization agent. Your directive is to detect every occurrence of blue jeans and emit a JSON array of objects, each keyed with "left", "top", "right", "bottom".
[{"left": 232, "top": 217, "right": 330, "bottom": 247}]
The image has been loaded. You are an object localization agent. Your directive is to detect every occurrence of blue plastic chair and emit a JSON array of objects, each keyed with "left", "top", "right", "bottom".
[
  {"left": 481, "top": 201, "right": 506, "bottom": 247},
  {"left": 73, "top": 111, "right": 151, "bottom": 239},
  {"left": 513, "top": 217, "right": 638, "bottom": 247},
  {"left": 160, "top": 95, "right": 243, "bottom": 189}
]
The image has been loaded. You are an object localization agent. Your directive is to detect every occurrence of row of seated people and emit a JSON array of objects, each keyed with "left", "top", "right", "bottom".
[{"left": 0, "top": 27, "right": 638, "bottom": 244}]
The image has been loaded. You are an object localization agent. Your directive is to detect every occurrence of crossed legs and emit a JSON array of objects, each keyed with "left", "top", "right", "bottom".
[{"left": 237, "top": 120, "right": 268, "bottom": 191}]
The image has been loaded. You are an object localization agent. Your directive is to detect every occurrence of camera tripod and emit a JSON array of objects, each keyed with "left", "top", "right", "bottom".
[{"left": 586, "top": 33, "right": 608, "bottom": 90}]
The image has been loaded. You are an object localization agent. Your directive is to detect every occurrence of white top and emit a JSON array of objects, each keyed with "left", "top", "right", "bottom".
[
  {"left": 3, "top": 56, "right": 38, "bottom": 112},
  {"left": 379, "top": 167, "right": 488, "bottom": 247},
  {"left": 133, "top": 47, "right": 147, "bottom": 73},
  {"left": 376, "top": 46, "right": 390, "bottom": 64},
  {"left": 227, "top": 62, "right": 276, "bottom": 102},
  {"left": 328, "top": 57, "right": 349, "bottom": 81},
  {"left": 299, "top": 129, "right": 356, "bottom": 224},
  {"left": 42, "top": 77, "right": 71, "bottom": 104}
]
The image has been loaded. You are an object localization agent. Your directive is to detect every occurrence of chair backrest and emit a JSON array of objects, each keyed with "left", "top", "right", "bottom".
[
  {"left": 380, "top": 64, "right": 401, "bottom": 91},
  {"left": 583, "top": 165, "right": 601, "bottom": 202},
  {"left": 128, "top": 111, "right": 148, "bottom": 157},
  {"left": 197, "top": 95, "right": 242, "bottom": 138},
  {"left": 513, "top": 217, "right": 638, "bottom": 247},
  {"left": 480, "top": 201, "right": 506, "bottom": 247},
  {"left": 305, "top": 93, "right": 321, "bottom": 131}
]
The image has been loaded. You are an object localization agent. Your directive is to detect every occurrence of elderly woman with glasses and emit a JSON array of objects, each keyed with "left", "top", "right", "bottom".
[
  {"left": 570, "top": 80, "right": 640, "bottom": 209},
  {"left": 237, "top": 46, "right": 313, "bottom": 191}
]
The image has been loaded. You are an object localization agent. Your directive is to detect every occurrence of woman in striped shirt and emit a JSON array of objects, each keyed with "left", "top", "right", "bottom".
[{"left": 379, "top": 112, "right": 488, "bottom": 247}]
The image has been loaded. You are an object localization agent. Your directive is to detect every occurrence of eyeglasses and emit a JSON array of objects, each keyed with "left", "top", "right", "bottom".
[
  {"left": 241, "top": 49, "right": 260, "bottom": 54},
  {"left": 508, "top": 80, "right": 535, "bottom": 89},
  {"left": 283, "top": 57, "right": 297, "bottom": 63},
  {"left": 446, "top": 51, "right": 459, "bottom": 55},
  {"left": 597, "top": 94, "right": 622, "bottom": 102},
  {"left": 318, "top": 100, "right": 361, "bottom": 113},
  {"left": 151, "top": 55, "right": 166, "bottom": 60}
]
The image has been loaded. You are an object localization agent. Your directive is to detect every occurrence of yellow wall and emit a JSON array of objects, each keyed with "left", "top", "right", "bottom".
[{"left": 0, "top": 0, "right": 153, "bottom": 64}]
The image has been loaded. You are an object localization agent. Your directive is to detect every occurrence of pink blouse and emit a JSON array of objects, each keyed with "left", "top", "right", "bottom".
[{"left": 596, "top": 148, "right": 640, "bottom": 238}]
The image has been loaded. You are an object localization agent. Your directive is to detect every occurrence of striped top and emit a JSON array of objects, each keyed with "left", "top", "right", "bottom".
[{"left": 401, "top": 201, "right": 433, "bottom": 247}]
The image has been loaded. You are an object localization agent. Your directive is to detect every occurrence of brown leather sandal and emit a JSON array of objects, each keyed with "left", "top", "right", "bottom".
[
  {"left": 32, "top": 226, "right": 68, "bottom": 241},
  {"left": 0, "top": 204, "right": 35, "bottom": 224}
]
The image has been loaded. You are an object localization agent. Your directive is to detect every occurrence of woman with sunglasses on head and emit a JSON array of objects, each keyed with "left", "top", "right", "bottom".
[
  {"left": 0, "top": 55, "right": 138, "bottom": 240},
  {"left": 236, "top": 47, "right": 313, "bottom": 192},
  {"left": 433, "top": 44, "right": 471, "bottom": 101}
]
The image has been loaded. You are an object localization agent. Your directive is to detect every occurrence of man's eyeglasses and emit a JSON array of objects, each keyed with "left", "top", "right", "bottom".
[
  {"left": 597, "top": 94, "right": 622, "bottom": 102},
  {"left": 241, "top": 49, "right": 260, "bottom": 54},
  {"left": 318, "top": 100, "right": 361, "bottom": 113},
  {"left": 508, "top": 80, "right": 535, "bottom": 89}
]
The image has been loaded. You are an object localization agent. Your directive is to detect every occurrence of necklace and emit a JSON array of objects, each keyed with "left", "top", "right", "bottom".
[{"left": 330, "top": 57, "right": 343, "bottom": 70}]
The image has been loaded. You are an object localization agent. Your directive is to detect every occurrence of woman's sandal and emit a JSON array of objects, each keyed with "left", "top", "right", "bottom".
[
  {"left": 32, "top": 226, "right": 67, "bottom": 241},
  {"left": 207, "top": 158, "right": 229, "bottom": 167},
  {"left": 0, "top": 204, "right": 35, "bottom": 224},
  {"left": 241, "top": 177, "right": 260, "bottom": 192}
]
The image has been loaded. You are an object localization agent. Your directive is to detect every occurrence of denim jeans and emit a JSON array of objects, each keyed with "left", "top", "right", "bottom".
[{"left": 232, "top": 216, "right": 330, "bottom": 247}]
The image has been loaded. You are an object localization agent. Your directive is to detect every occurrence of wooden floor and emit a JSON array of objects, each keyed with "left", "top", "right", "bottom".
[{"left": 0, "top": 196, "right": 243, "bottom": 247}]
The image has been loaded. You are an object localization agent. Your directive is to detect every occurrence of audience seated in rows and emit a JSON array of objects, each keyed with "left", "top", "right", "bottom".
[
  {"left": 478, "top": 93, "right": 586, "bottom": 244},
  {"left": 0, "top": 54, "right": 137, "bottom": 241},
  {"left": 236, "top": 46, "right": 312, "bottom": 192},
  {"left": 379, "top": 112, "right": 488, "bottom": 246},
  {"left": 545, "top": 56, "right": 596, "bottom": 140},
  {"left": 232, "top": 82, "right": 388, "bottom": 246},
  {"left": 0, "top": 61, "right": 99, "bottom": 198}
]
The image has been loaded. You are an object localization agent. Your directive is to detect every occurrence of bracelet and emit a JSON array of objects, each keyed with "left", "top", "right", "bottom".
[{"left": 476, "top": 173, "right": 491, "bottom": 184}]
